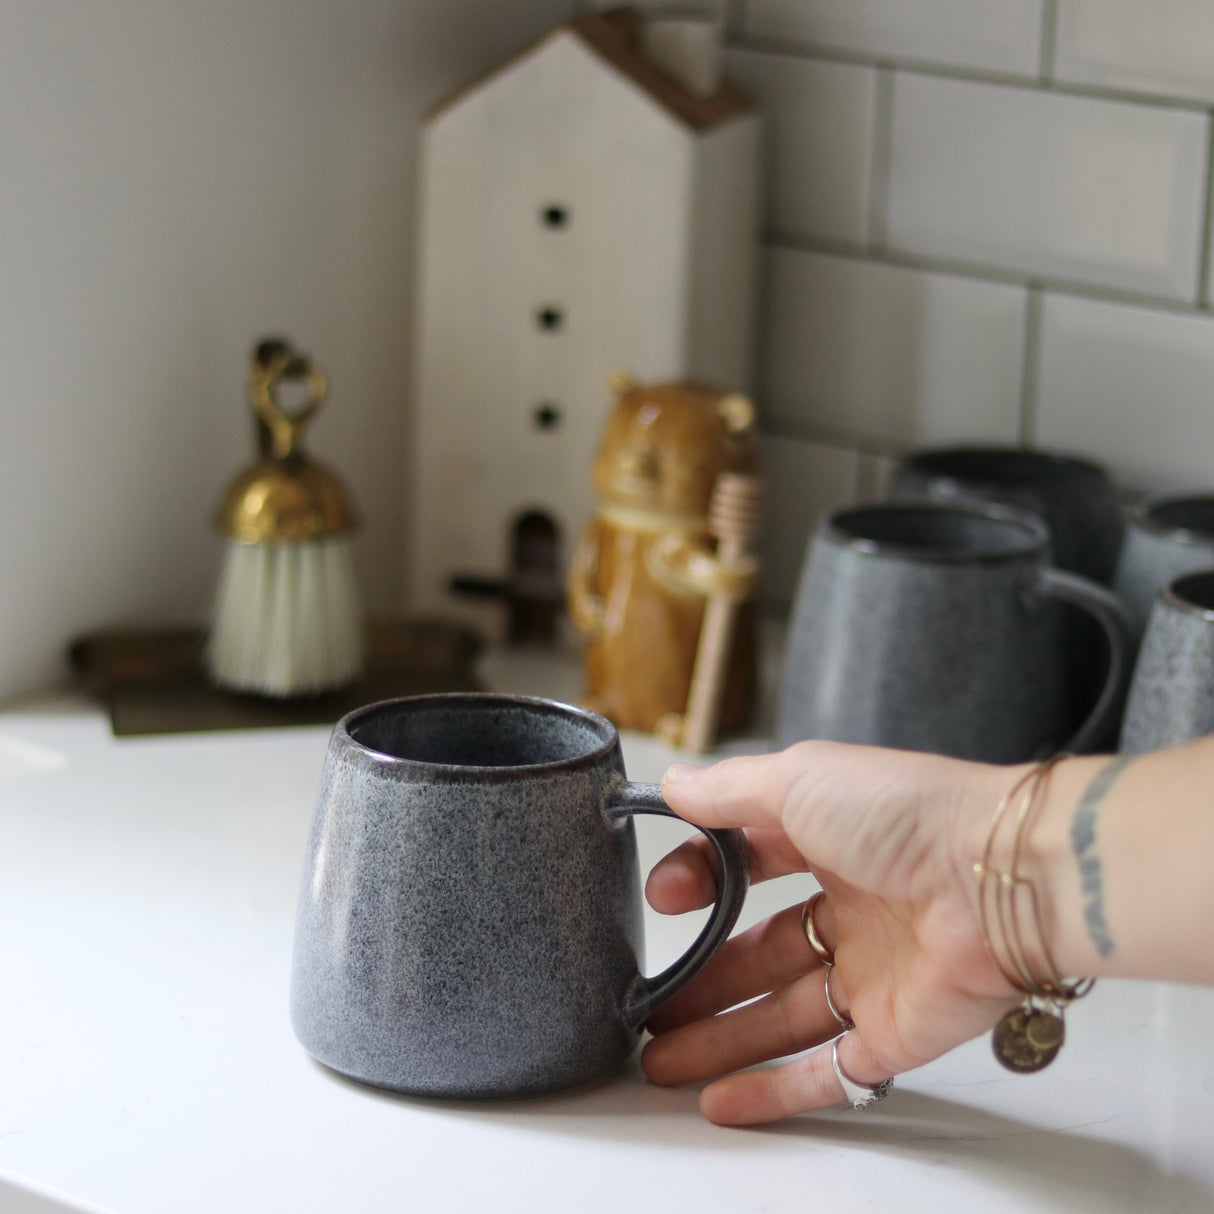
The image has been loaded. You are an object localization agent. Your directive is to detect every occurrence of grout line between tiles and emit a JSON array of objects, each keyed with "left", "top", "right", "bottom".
[
  {"left": 730, "top": 34, "right": 1214, "bottom": 113},
  {"left": 1019, "top": 287, "right": 1044, "bottom": 445},
  {"left": 1039, "top": 0, "right": 1058, "bottom": 85},
  {"left": 867, "top": 68, "right": 894, "bottom": 251},
  {"left": 851, "top": 451, "right": 867, "bottom": 505},
  {"left": 725, "top": 0, "right": 746, "bottom": 40},
  {"left": 759, "top": 414, "right": 906, "bottom": 461},
  {"left": 767, "top": 230, "right": 871, "bottom": 261},
  {"left": 1198, "top": 114, "right": 1214, "bottom": 307},
  {"left": 764, "top": 230, "right": 1214, "bottom": 318}
]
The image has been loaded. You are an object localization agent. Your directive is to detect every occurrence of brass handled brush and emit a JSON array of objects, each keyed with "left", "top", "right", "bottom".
[{"left": 206, "top": 340, "right": 363, "bottom": 698}]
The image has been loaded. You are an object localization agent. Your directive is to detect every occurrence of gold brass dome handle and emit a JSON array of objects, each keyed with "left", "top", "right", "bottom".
[
  {"left": 213, "top": 343, "right": 356, "bottom": 545},
  {"left": 250, "top": 350, "right": 329, "bottom": 461}
]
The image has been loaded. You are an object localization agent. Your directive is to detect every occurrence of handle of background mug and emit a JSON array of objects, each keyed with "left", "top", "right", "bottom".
[
  {"left": 1034, "top": 566, "right": 1132, "bottom": 754},
  {"left": 606, "top": 781, "right": 749, "bottom": 1030}
]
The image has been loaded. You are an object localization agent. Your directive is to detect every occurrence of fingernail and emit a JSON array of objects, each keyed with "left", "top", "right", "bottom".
[{"left": 663, "top": 762, "right": 704, "bottom": 785}]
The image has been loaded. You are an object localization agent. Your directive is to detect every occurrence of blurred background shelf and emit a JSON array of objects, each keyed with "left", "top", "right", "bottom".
[{"left": 68, "top": 618, "right": 482, "bottom": 736}]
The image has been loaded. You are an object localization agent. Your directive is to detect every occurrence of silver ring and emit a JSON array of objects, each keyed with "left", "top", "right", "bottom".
[
  {"left": 824, "top": 970, "right": 854, "bottom": 1033},
  {"left": 802, "top": 892, "right": 834, "bottom": 967},
  {"left": 831, "top": 1037, "right": 892, "bottom": 1111}
]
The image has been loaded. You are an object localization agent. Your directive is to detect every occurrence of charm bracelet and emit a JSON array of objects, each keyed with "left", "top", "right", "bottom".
[{"left": 974, "top": 757, "right": 1095, "bottom": 1073}]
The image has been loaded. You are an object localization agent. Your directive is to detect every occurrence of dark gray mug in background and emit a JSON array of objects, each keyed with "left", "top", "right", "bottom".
[
  {"left": 290, "top": 693, "right": 748, "bottom": 1099},
  {"left": 890, "top": 445, "right": 1124, "bottom": 584},
  {"left": 891, "top": 447, "right": 1127, "bottom": 731},
  {"left": 1120, "top": 570, "right": 1214, "bottom": 755},
  {"left": 1113, "top": 495, "right": 1214, "bottom": 641},
  {"left": 776, "top": 502, "right": 1130, "bottom": 763}
]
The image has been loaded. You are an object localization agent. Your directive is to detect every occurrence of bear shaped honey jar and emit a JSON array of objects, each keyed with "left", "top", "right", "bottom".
[{"left": 567, "top": 376, "right": 760, "bottom": 745}]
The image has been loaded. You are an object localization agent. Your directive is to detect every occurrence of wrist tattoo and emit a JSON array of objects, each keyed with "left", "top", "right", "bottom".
[{"left": 1069, "top": 756, "right": 1131, "bottom": 958}]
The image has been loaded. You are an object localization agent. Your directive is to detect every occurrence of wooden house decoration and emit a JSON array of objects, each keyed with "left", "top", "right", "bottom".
[{"left": 408, "top": 7, "right": 761, "bottom": 642}]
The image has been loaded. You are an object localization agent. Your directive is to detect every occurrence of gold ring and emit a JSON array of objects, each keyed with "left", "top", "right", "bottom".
[{"left": 802, "top": 891, "right": 834, "bottom": 967}]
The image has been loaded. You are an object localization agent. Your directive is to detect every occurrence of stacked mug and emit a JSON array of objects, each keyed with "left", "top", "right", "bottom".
[
  {"left": 1113, "top": 497, "right": 1214, "bottom": 754},
  {"left": 777, "top": 446, "right": 1214, "bottom": 760}
]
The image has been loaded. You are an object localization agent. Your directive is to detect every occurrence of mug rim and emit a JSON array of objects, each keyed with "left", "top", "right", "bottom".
[
  {"left": 1161, "top": 569, "right": 1214, "bottom": 620},
  {"left": 334, "top": 691, "right": 619, "bottom": 779},
  {"left": 899, "top": 444, "right": 1109, "bottom": 496},
  {"left": 1131, "top": 493, "right": 1214, "bottom": 545},
  {"left": 821, "top": 501, "right": 1049, "bottom": 564}
]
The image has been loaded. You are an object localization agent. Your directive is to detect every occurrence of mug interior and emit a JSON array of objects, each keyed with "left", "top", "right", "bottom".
[
  {"left": 828, "top": 503, "right": 1044, "bottom": 559},
  {"left": 344, "top": 694, "right": 614, "bottom": 769},
  {"left": 906, "top": 446, "right": 1105, "bottom": 491},
  {"left": 1144, "top": 496, "right": 1214, "bottom": 540},
  {"left": 1167, "top": 569, "right": 1214, "bottom": 616}
]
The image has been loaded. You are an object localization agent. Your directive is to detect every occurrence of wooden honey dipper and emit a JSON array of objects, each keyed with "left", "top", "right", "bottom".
[{"left": 681, "top": 471, "right": 763, "bottom": 753}]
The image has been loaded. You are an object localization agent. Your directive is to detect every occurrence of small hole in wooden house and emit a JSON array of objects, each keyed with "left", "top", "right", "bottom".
[
  {"left": 541, "top": 205, "right": 569, "bottom": 228},
  {"left": 533, "top": 404, "right": 562, "bottom": 430},
  {"left": 536, "top": 306, "right": 564, "bottom": 331}
]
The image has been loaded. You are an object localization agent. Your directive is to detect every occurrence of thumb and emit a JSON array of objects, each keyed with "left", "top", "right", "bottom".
[{"left": 660, "top": 750, "right": 810, "bottom": 833}]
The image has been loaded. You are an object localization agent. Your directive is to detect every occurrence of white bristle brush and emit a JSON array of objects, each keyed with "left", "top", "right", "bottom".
[{"left": 206, "top": 340, "right": 364, "bottom": 698}]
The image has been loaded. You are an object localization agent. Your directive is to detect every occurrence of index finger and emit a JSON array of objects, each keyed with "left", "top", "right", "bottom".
[{"left": 646, "top": 825, "right": 809, "bottom": 915}]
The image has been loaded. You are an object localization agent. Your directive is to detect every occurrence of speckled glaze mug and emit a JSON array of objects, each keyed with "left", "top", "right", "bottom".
[
  {"left": 1120, "top": 570, "right": 1214, "bottom": 755},
  {"left": 1113, "top": 494, "right": 1214, "bottom": 641},
  {"left": 890, "top": 447, "right": 1127, "bottom": 726},
  {"left": 776, "top": 502, "right": 1130, "bottom": 762},
  {"left": 890, "top": 445, "right": 1124, "bottom": 584},
  {"left": 290, "top": 693, "right": 748, "bottom": 1099}
]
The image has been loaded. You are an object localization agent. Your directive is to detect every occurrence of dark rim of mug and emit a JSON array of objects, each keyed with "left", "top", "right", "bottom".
[
  {"left": 822, "top": 501, "right": 1049, "bottom": 564},
  {"left": 901, "top": 445, "right": 1108, "bottom": 496},
  {"left": 1162, "top": 569, "right": 1214, "bottom": 619},
  {"left": 335, "top": 691, "right": 619, "bottom": 778},
  {"left": 1133, "top": 495, "right": 1214, "bottom": 544}
]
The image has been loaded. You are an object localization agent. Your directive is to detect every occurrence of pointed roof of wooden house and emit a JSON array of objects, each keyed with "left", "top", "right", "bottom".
[{"left": 426, "top": 6, "right": 755, "bottom": 131}]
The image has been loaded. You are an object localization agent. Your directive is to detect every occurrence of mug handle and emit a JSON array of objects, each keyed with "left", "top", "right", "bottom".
[
  {"left": 606, "top": 781, "right": 749, "bottom": 1030},
  {"left": 1034, "top": 567, "right": 1131, "bottom": 754}
]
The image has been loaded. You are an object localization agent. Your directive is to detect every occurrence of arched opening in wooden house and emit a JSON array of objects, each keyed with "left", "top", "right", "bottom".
[{"left": 508, "top": 509, "right": 562, "bottom": 644}]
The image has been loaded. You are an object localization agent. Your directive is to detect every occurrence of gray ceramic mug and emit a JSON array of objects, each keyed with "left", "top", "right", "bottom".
[
  {"left": 891, "top": 446, "right": 1126, "bottom": 732},
  {"left": 776, "top": 502, "right": 1130, "bottom": 762},
  {"left": 290, "top": 692, "right": 748, "bottom": 1099},
  {"left": 1120, "top": 570, "right": 1214, "bottom": 755},
  {"left": 890, "top": 445, "right": 1124, "bottom": 583},
  {"left": 1113, "top": 494, "right": 1214, "bottom": 641}
]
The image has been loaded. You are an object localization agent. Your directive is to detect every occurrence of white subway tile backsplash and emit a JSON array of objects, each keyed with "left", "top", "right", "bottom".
[
  {"left": 760, "top": 247, "right": 1027, "bottom": 447},
  {"left": 1035, "top": 293, "right": 1214, "bottom": 494},
  {"left": 724, "top": 49, "right": 877, "bottom": 243},
  {"left": 886, "top": 75, "right": 1208, "bottom": 301},
  {"left": 857, "top": 450, "right": 900, "bottom": 502},
  {"left": 758, "top": 432, "right": 859, "bottom": 605},
  {"left": 744, "top": 0, "right": 1044, "bottom": 77},
  {"left": 1055, "top": 1, "right": 1214, "bottom": 104},
  {"left": 584, "top": 1, "right": 1214, "bottom": 608}
]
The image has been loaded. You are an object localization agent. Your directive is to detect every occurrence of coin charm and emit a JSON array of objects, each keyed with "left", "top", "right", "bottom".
[{"left": 992, "top": 1005, "right": 1066, "bottom": 1073}]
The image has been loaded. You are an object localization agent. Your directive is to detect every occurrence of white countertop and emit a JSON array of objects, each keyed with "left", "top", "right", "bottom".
[{"left": 1, "top": 648, "right": 1212, "bottom": 1214}]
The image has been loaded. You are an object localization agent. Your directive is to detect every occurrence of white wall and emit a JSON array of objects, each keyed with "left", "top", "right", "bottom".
[{"left": 0, "top": 0, "right": 572, "bottom": 698}]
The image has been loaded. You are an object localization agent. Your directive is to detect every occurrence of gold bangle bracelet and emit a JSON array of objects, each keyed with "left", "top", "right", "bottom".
[{"left": 974, "top": 756, "right": 1094, "bottom": 1073}]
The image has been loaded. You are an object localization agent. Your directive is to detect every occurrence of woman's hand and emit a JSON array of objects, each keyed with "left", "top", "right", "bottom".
[{"left": 642, "top": 741, "right": 1029, "bottom": 1125}]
